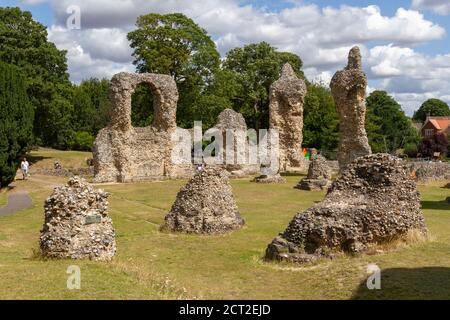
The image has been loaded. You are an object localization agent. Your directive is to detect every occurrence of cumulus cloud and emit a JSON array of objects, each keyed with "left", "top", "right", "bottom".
[
  {"left": 412, "top": 0, "right": 450, "bottom": 15},
  {"left": 367, "top": 44, "right": 450, "bottom": 114},
  {"left": 19, "top": 0, "right": 450, "bottom": 115}
]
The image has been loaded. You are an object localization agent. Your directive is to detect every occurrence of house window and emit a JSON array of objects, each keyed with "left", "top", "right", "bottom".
[{"left": 425, "top": 129, "right": 434, "bottom": 137}]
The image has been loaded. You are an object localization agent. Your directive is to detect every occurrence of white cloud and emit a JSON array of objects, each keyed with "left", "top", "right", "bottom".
[
  {"left": 21, "top": 0, "right": 450, "bottom": 115},
  {"left": 367, "top": 44, "right": 450, "bottom": 114},
  {"left": 48, "top": 26, "right": 134, "bottom": 82},
  {"left": 412, "top": 0, "right": 450, "bottom": 15}
]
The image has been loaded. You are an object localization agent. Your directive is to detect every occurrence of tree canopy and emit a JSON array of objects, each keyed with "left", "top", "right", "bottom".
[
  {"left": 365, "top": 90, "right": 420, "bottom": 153},
  {"left": 128, "top": 13, "right": 221, "bottom": 128},
  {"left": 0, "top": 62, "right": 34, "bottom": 187},
  {"left": 0, "top": 7, "right": 72, "bottom": 147},
  {"left": 303, "top": 83, "right": 339, "bottom": 153},
  {"left": 413, "top": 98, "right": 450, "bottom": 122},
  {"left": 223, "top": 41, "right": 304, "bottom": 131}
]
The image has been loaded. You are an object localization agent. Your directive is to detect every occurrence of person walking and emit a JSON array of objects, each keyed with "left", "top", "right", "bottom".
[{"left": 20, "top": 158, "right": 29, "bottom": 180}]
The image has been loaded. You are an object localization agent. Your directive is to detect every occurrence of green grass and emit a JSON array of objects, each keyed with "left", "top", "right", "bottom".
[
  {"left": 0, "top": 189, "right": 7, "bottom": 207},
  {"left": 0, "top": 149, "right": 449, "bottom": 299}
]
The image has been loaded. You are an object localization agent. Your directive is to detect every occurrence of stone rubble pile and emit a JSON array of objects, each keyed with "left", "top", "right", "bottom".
[
  {"left": 162, "top": 167, "right": 245, "bottom": 234},
  {"left": 265, "top": 154, "right": 427, "bottom": 264},
  {"left": 295, "top": 155, "right": 332, "bottom": 190},
  {"left": 40, "top": 176, "right": 116, "bottom": 261}
]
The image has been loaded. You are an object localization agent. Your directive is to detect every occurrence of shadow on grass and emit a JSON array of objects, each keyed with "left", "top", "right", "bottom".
[
  {"left": 281, "top": 172, "right": 305, "bottom": 177},
  {"left": 27, "top": 154, "right": 51, "bottom": 165},
  {"left": 352, "top": 267, "right": 450, "bottom": 300},
  {"left": 421, "top": 201, "right": 450, "bottom": 211}
]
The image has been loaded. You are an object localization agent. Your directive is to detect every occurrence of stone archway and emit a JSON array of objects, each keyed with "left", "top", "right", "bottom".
[{"left": 93, "top": 72, "right": 192, "bottom": 182}]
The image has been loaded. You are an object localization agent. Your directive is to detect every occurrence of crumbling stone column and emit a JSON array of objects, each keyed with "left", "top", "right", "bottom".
[
  {"left": 213, "top": 108, "right": 258, "bottom": 177},
  {"left": 330, "top": 47, "right": 371, "bottom": 171},
  {"left": 40, "top": 177, "right": 116, "bottom": 261},
  {"left": 269, "top": 63, "right": 307, "bottom": 171}
]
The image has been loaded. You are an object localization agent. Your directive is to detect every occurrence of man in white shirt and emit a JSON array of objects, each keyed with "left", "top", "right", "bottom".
[{"left": 20, "top": 158, "right": 29, "bottom": 180}]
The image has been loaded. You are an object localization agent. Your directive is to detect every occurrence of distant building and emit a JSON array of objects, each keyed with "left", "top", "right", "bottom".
[{"left": 420, "top": 116, "right": 450, "bottom": 138}]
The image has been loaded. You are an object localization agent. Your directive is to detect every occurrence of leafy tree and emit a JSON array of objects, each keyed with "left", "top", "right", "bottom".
[
  {"left": 303, "top": 83, "right": 339, "bottom": 153},
  {"left": 72, "top": 78, "right": 111, "bottom": 135},
  {"left": 413, "top": 98, "right": 450, "bottom": 122},
  {"left": 365, "top": 90, "right": 420, "bottom": 153},
  {"left": 127, "top": 13, "right": 221, "bottom": 128},
  {"left": 223, "top": 42, "right": 304, "bottom": 130},
  {"left": 0, "top": 62, "right": 34, "bottom": 187},
  {"left": 0, "top": 7, "right": 72, "bottom": 147},
  {"left": 131, "top": 83, "right": 154, "bottom": 127},
  {"left": 72, "top": 131, "right": 94, "bottom": 151}
]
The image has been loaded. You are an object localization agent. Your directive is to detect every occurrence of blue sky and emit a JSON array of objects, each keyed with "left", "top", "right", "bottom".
[{"left": 2, "top": 0, "right": 450, "bottom": 115}]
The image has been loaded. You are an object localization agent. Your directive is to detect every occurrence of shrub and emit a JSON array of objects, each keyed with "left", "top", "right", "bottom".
[
  {"left": 404, "top": 143, "right": 419, "bottom": 158},
  {"left": 72, "top": 131, "right": 94, "bottom": 151},
  {"left": 0, "top": 62, "right": 34, "bottom": 187}
]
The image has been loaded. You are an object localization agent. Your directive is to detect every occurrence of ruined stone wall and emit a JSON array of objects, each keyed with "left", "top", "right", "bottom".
[
  {"left": 93, "top": 72, "right": 193, "bottom": 183},
  {"left": 269, "top": 63, "right": 307, "bottom": 172},
  {"left": 330, "top": 47, "right": 372, "bottom": 171},
  {"left": 410, "top": 161, "right": 450, "bottom": 182}
]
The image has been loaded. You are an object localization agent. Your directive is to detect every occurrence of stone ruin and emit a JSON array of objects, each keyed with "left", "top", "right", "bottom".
[
  {"left": 252, "top": 172, "right": 286, "bottom": 184},
  {"left": 295, "top": 155, "right": 332, "bottom": 190},
  {"left": 40, "top": 176, "right": 116, "bottom": 261},
  {"left": 410, "top": 162, "right": 450, "bottom": 182},
  {"left": 330, "top": 47, "right": 372, "bottom": 171},
  {"left": 93, "top": 72, "right": 193, "bottom": 183},
  {"left": 269, "top": 63, "right": 308, "bottom": 172},
  {"left": 162, "top": 166, "right": 245, "bottom": 234},
  {"left": 265, "top": 154, "right": 427, "bottom": 264},
  {"left": 213, "top": 108, "right": 259, "bottom": 178}
]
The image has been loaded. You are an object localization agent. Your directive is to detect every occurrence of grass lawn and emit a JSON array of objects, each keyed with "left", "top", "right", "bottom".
[
  {"left": 0, "top": 190, "right": 7, "bottom": 207},
  {"left": 0, "top": 149, "right": 449, "bottom": 299}
]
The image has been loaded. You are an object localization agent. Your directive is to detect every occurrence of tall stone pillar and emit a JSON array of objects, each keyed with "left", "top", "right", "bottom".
[
  {"left": 330, "top": 46, "right": 371, "bottom": 170},
  {"left": 269, "top": 63, "right": 307, "bottom": 171}
]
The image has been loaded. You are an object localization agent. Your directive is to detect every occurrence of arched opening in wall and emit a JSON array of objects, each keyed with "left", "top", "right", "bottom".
[{"left": 131, "top": 82, "right": 154, "bottom": 127}]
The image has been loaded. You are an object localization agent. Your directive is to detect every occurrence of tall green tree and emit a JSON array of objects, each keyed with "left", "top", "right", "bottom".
[
  {"left": 0, "top": 7, "right": 72, "bottom": 147},
  {"left": 73, "top": 78, "right": 111, "bottom": 134},
  {"left": 303, "top": 84, "right": 339, "bottom": 153},
  {"left": 366, "top": 90, "right": 420, "bottom": 153},
  {"left": 223, "top": 42, "right": 304, "bottom": 130},
  {"left": 413, "top": 98, "right": 450, "bottom": 122},
  {"left": 0, "top": 62, "right": 34, "bottom": 187},
  {"left": 127, "top": 13, "right": 221, "bottom": 128}
]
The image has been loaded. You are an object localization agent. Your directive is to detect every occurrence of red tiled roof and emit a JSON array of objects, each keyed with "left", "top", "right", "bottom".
[{"left": 425, "top": 117, "right": 450, "bottom": 131}]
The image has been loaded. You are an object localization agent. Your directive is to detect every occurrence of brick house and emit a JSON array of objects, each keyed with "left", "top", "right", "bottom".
[{"left": 421, "top": 116, "right": 450, "bottom": 139}]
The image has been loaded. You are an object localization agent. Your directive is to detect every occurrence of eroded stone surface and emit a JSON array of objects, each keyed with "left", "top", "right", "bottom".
[
  {"left": 330, "top": 47, "right": 371, "bottom": 171},
  {"left": 40, "top": 177, "right": 116, "bottom": 261},
  {"left": 162, "top": 167, "right": 244, "bottom": 234},
  {"left": 252, "top": 173, "right": 286, "bottom": 184},
  {"left": 295, "top": 156, "right": 332, "bottom": 190},
  {"left": 93, "top": 72, "right": 193, "bottom": 182},
  {"left": 266, "top": 154, "right": 427, "bottom": 264},
  {"left": 213, "top": 108, "right": 259, "bottom": 177},
  {"left": 269, "top": 63, "right": 307, "bottom": 171},
  {"left": 410, "top": 162, "right": 450, "bottom": 182}
]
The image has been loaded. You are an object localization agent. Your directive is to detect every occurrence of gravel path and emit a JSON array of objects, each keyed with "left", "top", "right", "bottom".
[{"left": 0, "top": 187, "right": 33, "bottom": 217}]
